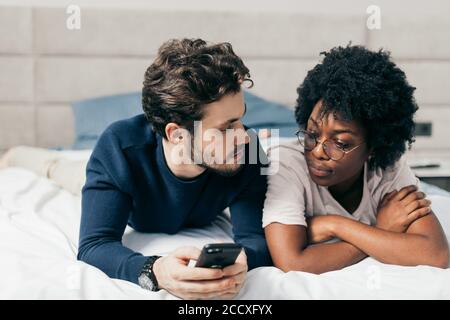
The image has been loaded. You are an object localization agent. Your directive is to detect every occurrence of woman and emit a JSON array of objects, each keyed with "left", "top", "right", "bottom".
[{"left": 263, "top": 45, "right": 449, "bottom": 273}]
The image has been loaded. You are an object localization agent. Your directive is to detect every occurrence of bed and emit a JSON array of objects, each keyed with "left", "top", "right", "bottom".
[
  {"left": 2, "top": 2, "right": 450, "bottom": 300},
  {"left": 1, "top": 148, "right": 450, "bottom": 300}
]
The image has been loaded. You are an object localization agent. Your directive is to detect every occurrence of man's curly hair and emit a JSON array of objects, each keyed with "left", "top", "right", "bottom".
[
  {"left": 142, "top": 38, "right": 252, "bottom": 138},
  {"left": 295, "top": 45, "right": 418, "bottom": 170}
]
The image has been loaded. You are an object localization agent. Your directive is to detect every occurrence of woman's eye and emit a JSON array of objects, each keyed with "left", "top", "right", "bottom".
[{"left": 335, "top": 141, "right": 350, "bottom": 149}]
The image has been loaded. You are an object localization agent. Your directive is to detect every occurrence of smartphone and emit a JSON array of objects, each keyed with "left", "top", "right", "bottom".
[{"left": 194, "top": 243, "right": 242, "bottom": 269}]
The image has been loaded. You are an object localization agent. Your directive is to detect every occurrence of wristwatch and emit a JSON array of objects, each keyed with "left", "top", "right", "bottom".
[{"left": 138, "top": 255, "right": 162, "bottom": 291}]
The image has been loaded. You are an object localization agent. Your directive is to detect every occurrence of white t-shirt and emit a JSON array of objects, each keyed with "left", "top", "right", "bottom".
[{"left": 262, "top": 139, "right": 420, "bottom": 228}]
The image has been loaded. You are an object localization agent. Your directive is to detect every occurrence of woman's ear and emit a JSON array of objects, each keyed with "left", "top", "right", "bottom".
[{"left": 367, "top": 148, "right": 375, "bottom": 161}]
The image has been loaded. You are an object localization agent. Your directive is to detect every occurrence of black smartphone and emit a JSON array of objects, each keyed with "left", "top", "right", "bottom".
[{"left": 195, "top": 243, "right": 242, "bottom": 269}]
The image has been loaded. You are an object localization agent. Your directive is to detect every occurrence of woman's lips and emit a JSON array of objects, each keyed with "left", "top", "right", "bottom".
[{"left": 308, "top": 162, "right": 333, "bottom": 177}]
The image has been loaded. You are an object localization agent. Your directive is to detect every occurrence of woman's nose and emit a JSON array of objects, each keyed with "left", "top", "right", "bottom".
[{"left": 311, "top": 139, "right": 329, "bottom": 160}]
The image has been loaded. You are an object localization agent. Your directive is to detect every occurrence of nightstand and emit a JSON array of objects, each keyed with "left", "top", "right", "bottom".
[{"left": 406, "top": 151, "right": 450, "bottom": 192}]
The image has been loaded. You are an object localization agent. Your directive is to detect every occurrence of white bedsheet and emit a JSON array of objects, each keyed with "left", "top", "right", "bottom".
[{"left": 1, "top": 167, "right": 450, "bottom": 299}]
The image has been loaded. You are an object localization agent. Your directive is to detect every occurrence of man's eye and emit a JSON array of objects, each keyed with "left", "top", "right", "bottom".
[{"left": 224, "top": 122, "right": 239, "bottom": 131}]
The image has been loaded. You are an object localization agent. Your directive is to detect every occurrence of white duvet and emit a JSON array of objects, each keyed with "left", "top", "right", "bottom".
[{"left": 1, "top": 167, "right": 450, "bottom": 299}]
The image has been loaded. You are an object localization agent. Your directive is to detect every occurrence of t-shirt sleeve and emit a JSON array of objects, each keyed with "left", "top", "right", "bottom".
[
  {"left": 377, "top": 155, "right": 421, "bottom": 202},
  {"left": 262, "top": 146, "right": 307, "bottom": 228}
]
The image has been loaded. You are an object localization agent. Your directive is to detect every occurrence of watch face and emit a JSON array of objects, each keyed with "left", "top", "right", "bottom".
[
  {"left": 138, "top": 273, "right": 157, "bottom": 291},
  {"left": 138, "top": 256, "right": 161, "bottom": 291}
]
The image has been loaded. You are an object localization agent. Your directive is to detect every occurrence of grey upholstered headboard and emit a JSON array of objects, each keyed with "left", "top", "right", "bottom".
[{"left": 0, "top": 1, "right": 449, "bottom": 156}]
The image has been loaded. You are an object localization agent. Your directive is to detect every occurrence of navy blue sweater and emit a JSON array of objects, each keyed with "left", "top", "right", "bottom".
[{"left": 77, "top": 114, "right": 272, "bottom": 284}]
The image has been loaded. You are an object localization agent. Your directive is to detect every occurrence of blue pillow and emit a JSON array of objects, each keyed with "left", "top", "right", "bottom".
[
  {"left": 71, "top": 92, "right": 142, "bottom": 149},
  {"left": 242, "top": 91, "right": 297, "bottom": 138},
  {"left": 70, "top": 91, "right": 297, "bottom": 149}
]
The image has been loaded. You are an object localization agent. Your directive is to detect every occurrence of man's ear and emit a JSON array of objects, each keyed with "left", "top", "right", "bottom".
[{"left": 164, "top": 123, "right": 183, "bottom": 144}]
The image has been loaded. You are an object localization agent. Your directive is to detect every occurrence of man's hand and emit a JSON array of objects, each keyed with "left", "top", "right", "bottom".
[
  {"left": 152, "top": 246, "right": 247, "bottom": 300},
  {"left": 306, "top": 215, "right": 337, "bottom": 244},
  {"left": 218, "top": 250, "right": 247, "bottom": 299},
  {"left": 376, "top": 185, "right": 431, "bottom": 233}
]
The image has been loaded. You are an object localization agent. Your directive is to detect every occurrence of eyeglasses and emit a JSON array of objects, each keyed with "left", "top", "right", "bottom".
[{"left": 295, "top": 129, "right": 365, "bottom": 161}]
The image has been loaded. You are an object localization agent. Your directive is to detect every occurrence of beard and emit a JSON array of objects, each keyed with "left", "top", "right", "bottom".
[
  {"left": 191, "top": 138, "right": 245, "bottom": 177},
  {"left": 198, "top": 161, "right": 244, "bottom": 177}
]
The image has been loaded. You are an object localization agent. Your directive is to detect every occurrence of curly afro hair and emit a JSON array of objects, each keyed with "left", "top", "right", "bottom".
[{"left": 295, "top": 45, "right": 418, "bottom": 170}]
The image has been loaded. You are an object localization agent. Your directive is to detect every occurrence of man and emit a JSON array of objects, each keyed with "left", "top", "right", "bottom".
[{"left": 77, "top": 38, "right": 272, "bottom": 299}]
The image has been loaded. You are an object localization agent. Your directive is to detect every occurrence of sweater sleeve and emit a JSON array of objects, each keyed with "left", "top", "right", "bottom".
[
  {"left": 228, "top": 130, "right": 273, "bottom": 272},
  {"left": 77, "top": 128, "right": 148, "bottom": 284}
]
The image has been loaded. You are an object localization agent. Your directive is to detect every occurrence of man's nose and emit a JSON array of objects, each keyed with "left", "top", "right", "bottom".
[{"left": 235, "top": 122, "right": 250, "bottom": 145}]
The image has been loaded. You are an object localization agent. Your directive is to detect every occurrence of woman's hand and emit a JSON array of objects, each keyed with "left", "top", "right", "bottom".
[
  {"left": 306, "top": 215, "right": 341, "bottom": 244},
  {"left": 0, "top": 148, "right": 12, "bottom": 169},
  {"left": 376, "top": 185, "right": 431, "bottom": 233}
]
